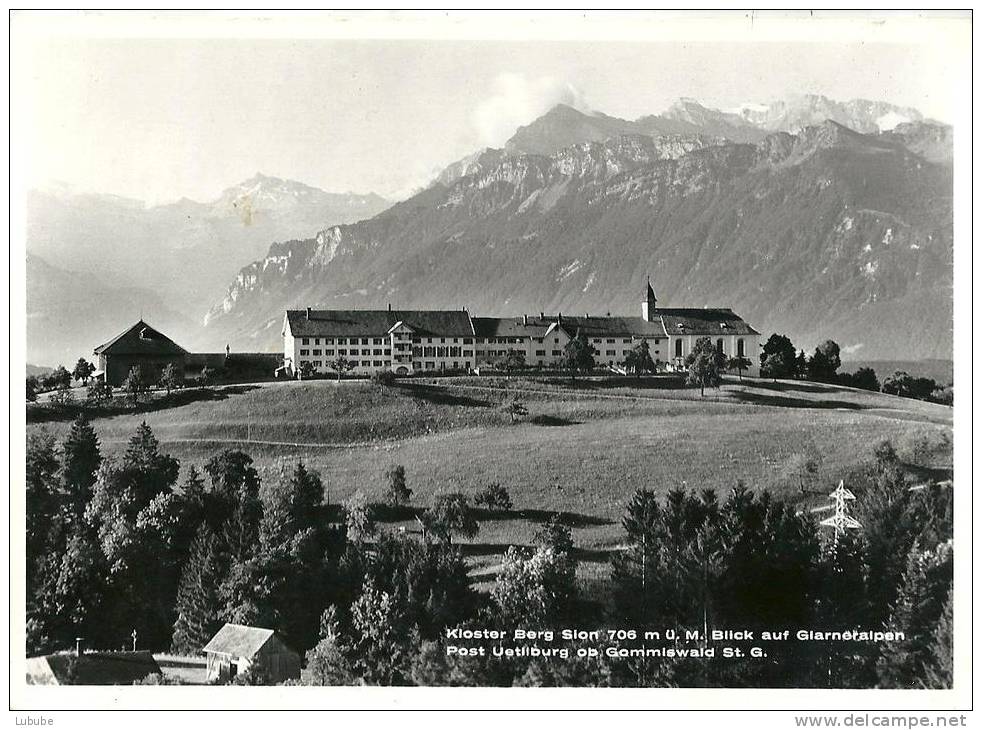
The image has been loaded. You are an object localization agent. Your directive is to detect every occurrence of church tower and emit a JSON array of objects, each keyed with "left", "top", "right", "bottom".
[{"left": 642, "top": 275, "right": 657, "bottom": 321}]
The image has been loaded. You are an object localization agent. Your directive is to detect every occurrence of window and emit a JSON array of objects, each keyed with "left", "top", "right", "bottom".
[
  {"left": 449, "top": 346, "right": 461, "bottom": 357},
  {"left": 312, "top": 361, "right": 321, "bottom": 368},
  {"left": 337, "top": 338, "right": 346, "bottom": 345},
  {"left": 437, "top": 347, "right": 447, "bottom": 357},
  {"left": 338, "top": 349, "right": 347, "bottom": 355},
  {"left": 716, "top": 339, "right": 724, "bottom": 354},
  {"left": 606, "top": 350, "right": 616, "bottom": 356},
  {"left": 425, "top": 362, "right": 435, "bottom": 370},
  {"left": 325, "top": 338, "right": 334, "bottom": 345},
  {"left": 463, "top": 350, "right": 472, "bottom": 357},
  {"left": 301, "top": 338, "right": 309, "bottom": 345},
  {"left": 452, "top": 362, "right": 459, "bottom": 369},
  {"left": 314, "top": 338, "right": 320, "bottom": 345},
  {"left": 440, "top": 338, "right": 446, "bottom": 344},
  {"left": 607, "top": 339, "right": 615, "bottom": 344},
  {"left": 592, "top": 338, "right": 602, "bottom": 344},
  {"left": 552, "top": 350, "right": 562, "bottom": 357},
  {"left": 463, "top": 338, "right": 473, "bottom": 344},
  {"left": 373, "top": 361, "right": 383, "bottom": 367},
  {"left": 374, "top": 338, "right": 383, "bottom": 345},
  {"left": 299, "top": 349, "right": 309, "bottom": 356},
  {"left": 536, "top": 350, "right": 546, "bottom": 356},
  {"left": 453, "top": 338, "right": 459, "bottom": 343},
  {"left": 554, "top": 338, "right": 559, "bottom": 344},
  {"left": 373, "top": 349, "right": 382, "bottom": 355},
  {"left": 384, "top": 349, "right": 391, "bottom": 356},
  {"left": 361, "top": 338, "right": 368, "bottom": 345},
  {"left": 623, "top": 338, "right": 632, "bottom": 344},
  {"left": 675, "top": 340, "right": 683, "bottom": 358},
  {"left": 325, "top": 349, "right": 335, "bottom": 356},
  {"left": 312, "top": 349, "right": 321, "bottom": 356},
  {"left": 737, "top": 339, "right": 745, "bottom": 358},
  {"left": 362, "top": 361, "right": 371, "bottom": 367}
]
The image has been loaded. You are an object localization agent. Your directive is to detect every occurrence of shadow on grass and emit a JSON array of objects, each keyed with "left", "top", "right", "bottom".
[
  {"left": 398, "top": 383, "right": 492, "bottom": 408},
  {"left": 727, "top": 389, "right": 866, "bottom": 411},
  {"left": 26, "top": 385, "right": 261, "bottom": 424},
  {"left": 744, "top": 379, "right": 851, "bottom": 395},
  {"left": 368, "top": 503, "right": 612, "bottom": 529},
  {"left": 537, "top": 375, "right": 687, "bottom": 392},
  {"left": 529, "top": 414, "right": 581, "bottom": 427},
  {"left": 472, "top": 508, "right": 613, "bottom": 527}
]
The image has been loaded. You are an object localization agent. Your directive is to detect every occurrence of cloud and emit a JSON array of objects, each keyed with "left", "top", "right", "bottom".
[{"left": 472, "top": 73, "right": 591, "bottom": 148}]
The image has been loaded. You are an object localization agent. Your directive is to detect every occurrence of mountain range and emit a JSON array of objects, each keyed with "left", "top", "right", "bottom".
[
  {"left": 26, "top": 93, "right": 952, "bottom": 367},
  {"left": 205, "top": 97, "right": 952, "bottom": 362},
  {"left": 26, "top": 176, "right": 391, "bottom": 365}
]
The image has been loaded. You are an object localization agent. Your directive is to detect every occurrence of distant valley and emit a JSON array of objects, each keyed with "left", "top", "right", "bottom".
[{"left": 26, "top": 94, "right": 952, "bottom": 368}]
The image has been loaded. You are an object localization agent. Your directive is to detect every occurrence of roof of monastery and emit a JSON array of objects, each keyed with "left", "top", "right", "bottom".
[{"left": 285, "top": 309, "right": 475, "bottom": 338}]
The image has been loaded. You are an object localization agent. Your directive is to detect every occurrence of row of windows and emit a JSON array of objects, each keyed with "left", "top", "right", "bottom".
[
  {"left": 413, "top": 337, "right": 473, "bottom": 345},
  {"left": 411, "top": 346, "right": 472, "bottom": 358},
  {"left": 300, "top": 337, "right": 385, "bottom": 346},
  {"left": 305, "top": 360, "right": 388, "bottom": 369},
  {"left": 299, "top": 348, "right": 392, "bottom": 357}
]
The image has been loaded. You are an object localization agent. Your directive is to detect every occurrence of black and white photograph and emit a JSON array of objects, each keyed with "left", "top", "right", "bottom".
[{"left": 9, "top": 9, "right": 972, "bottom": 717}]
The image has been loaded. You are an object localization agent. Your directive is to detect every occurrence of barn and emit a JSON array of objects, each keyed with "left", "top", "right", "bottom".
[
  {"left": 93, "top": 319, "right": 188, "bottom": 387},
  {"left": 202, "top": 623, "right": 301, "bottom": 684}
]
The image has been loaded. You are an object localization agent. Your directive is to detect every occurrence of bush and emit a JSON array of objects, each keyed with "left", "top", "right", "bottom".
[
  {"left": 474, "top": 483, "right": 512, "bottom": 511},
  {"left": 48, "top": 387, "right": 76, "bottom": 407},
  {"left": 372, "top": 370, "right": 397, "bottom": 390},
  {"left": 87, "top": 380, "right": 113, "bottom": 405}
]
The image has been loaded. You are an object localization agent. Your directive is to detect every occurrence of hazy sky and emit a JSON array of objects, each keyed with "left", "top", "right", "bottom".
[{"left": 17, "top": 12, "right": 970, "bottom": 204}]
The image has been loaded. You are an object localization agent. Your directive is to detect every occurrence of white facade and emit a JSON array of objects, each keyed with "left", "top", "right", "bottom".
[{"left": 281, "top": 284, "right": 761, "bottom": 378}]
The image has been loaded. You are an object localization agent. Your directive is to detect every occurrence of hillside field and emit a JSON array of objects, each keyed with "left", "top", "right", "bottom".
[{"left": 26, "top": 375, "right": 953, "bottom": 589}]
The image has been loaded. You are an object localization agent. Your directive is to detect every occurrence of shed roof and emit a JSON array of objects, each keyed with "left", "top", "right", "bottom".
[
  {"left": 93, "top": 320, "right": 188, "bottom": 357},
  {"left": 27, "top": 651, "right": 161, "bottom": 685},
  {"left": 203, "top": 623, "right": 288, "bottom": 659},
  {"left": 286, "top": 309, "right": 475, "bottom": 338}
]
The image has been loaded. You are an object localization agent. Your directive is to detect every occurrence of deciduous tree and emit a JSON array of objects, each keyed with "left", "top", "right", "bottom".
[{"left": 684, "top": 337, "right": 726, "bottom": 396}]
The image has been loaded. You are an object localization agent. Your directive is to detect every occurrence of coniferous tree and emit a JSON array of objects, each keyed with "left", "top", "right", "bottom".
[
  {"left": 60, "top": 414, "right": 101, "bottom": 521},
  {"left": 384, "top": 464, "right": 412, "bottom": 506},
  {"left": 171, "top": 525, "right": 223, "bottom": 654},
  {"left": 876, "top": 540, "right": 953, "bottom": 688},
  {"left": 920, "top": 588, "right": 953, "bottom": 689}
]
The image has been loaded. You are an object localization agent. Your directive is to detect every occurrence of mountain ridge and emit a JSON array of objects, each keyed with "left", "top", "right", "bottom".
[{"left": 205, "top": 117, "right": 952, "bottom": 361}]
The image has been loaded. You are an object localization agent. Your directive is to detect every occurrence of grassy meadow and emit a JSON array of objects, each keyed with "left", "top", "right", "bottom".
[{"left": 27, "top": 375, "right": 953, "bottom": 589}]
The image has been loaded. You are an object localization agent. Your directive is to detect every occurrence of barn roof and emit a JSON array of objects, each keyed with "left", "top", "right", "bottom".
[
  {"left": 93, "top": 320, "right": 188, "bottom": 356},
  {"left": 203, "top": 623, "right": 284, "bottom": 659},
  {"left": 285, "top": 309, "right": 475, "bottom": 338},
  {"left": 27, "top": 651, "right": 161, "bottom": 685}
]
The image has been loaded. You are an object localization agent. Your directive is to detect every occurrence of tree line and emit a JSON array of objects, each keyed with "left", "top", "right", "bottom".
[
  {"left": 759, "top": 334, "right": 953, "bottom": 405},
  {"left": 26, "top": 416, "right": 951, "bottom": 688}
]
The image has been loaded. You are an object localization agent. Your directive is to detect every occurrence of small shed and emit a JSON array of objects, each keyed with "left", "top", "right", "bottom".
[
  {"left": 93, "top": 319, "right": 188, "bottom": 386},
  {"left": 202, "top": 623, "right": 300, "bottom": 684},
  {"left": 26, "top": 651, "right": 161, "bottom": 685}
]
